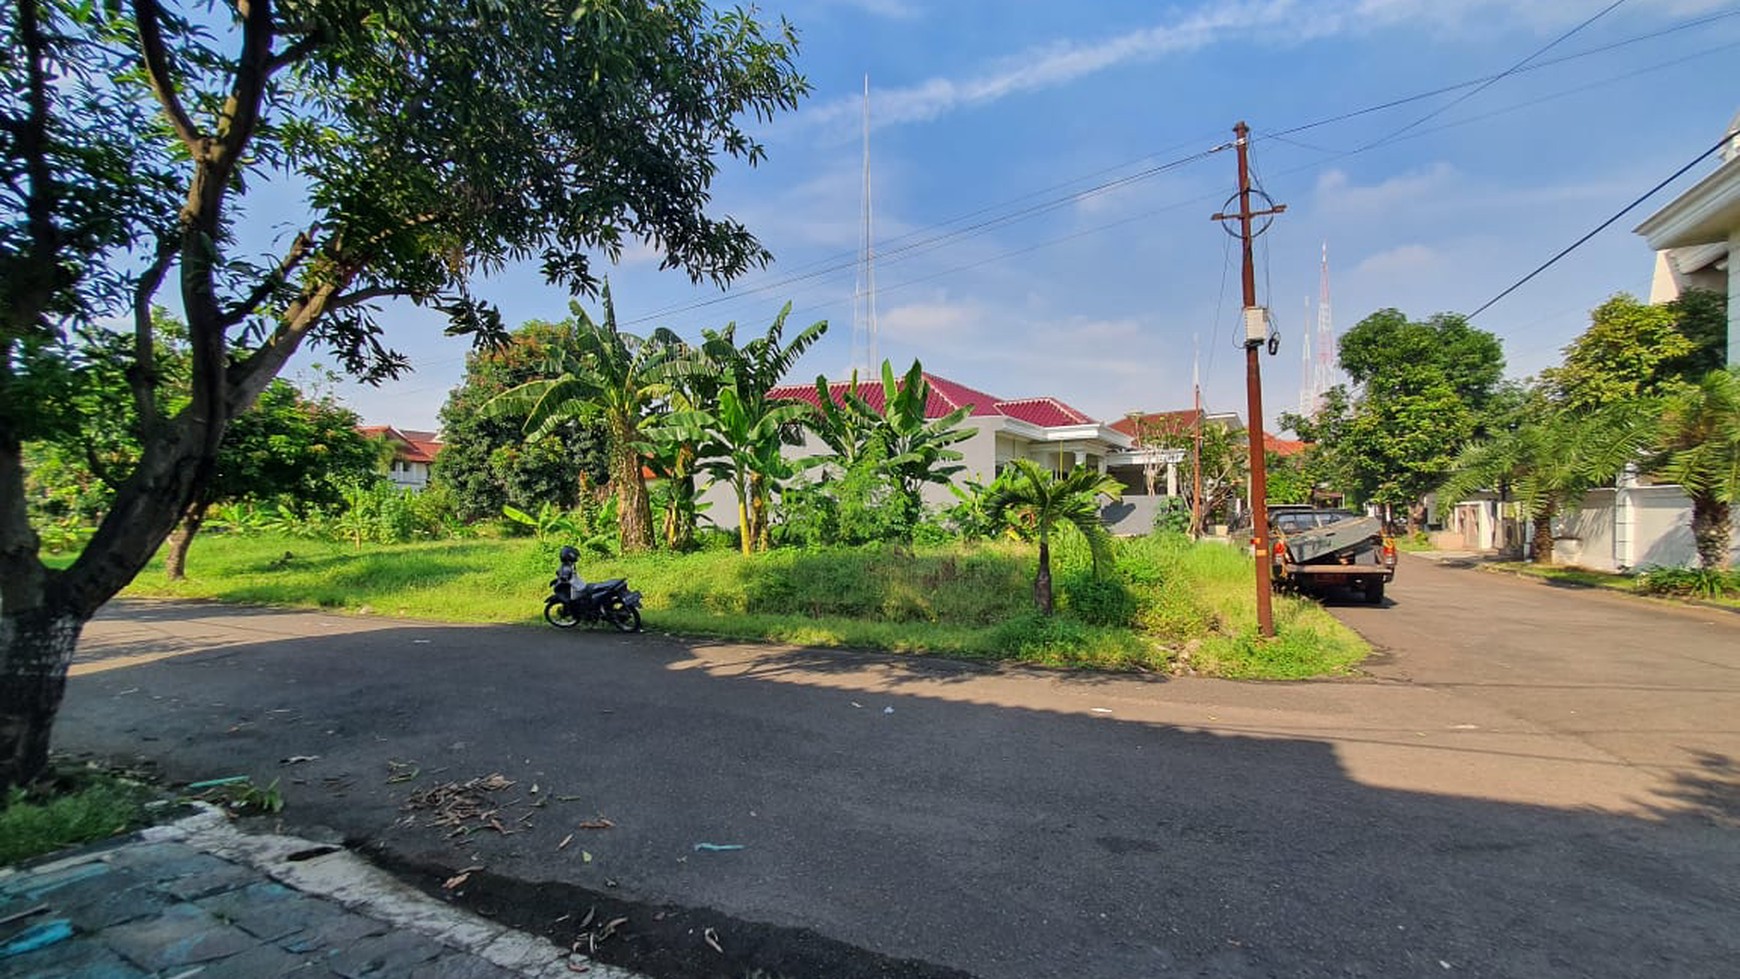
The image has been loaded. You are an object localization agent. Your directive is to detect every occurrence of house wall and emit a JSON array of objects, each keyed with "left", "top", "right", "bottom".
[
  {"left": 386, "top": 459, "right": 429, "bottom": 491},
  {"left": 1551, "top": 485, "right": 1740, "bottom": 571},
  {"left": 1099, "top": 495, "right": 1168, "bottom": 536}
]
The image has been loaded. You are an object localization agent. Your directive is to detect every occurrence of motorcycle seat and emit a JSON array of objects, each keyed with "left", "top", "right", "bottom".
[{"left": 580, "top": 578, "right": 625, "bottom": 593}]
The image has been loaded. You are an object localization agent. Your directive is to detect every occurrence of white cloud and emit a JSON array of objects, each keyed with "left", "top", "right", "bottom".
[
  {"left": 1352, "top": 243, "right": 1442, "bottom": 278},
  {"left": 792, "top": 0, "right": 1713, "bottom": 137},
  {"left": 1315, "top": 162, "right": 1458, "bottom": 213},
  {"left": 877, "top": 297, "right": 988, "bottom": 343}
]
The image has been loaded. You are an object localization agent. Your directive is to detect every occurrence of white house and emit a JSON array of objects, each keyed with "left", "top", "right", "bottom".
[
  {"left": 1635, "top": 110, "right": 1739, "bottom": 368},
  {"left": 358, "top": 425, "right": 442, "bottom": 491},
  {"left": 697, "top": 371, "right": 1132, "bottom": 528}
]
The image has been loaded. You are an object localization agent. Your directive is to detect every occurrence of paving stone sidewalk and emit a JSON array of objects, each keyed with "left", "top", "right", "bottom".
[{"left": 0, "top": 806, "right": 643, "bottom": 979}]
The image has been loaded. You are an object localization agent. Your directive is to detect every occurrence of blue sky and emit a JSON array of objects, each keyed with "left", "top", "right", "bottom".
[{"left": 313, "top": 0, "right": 1740, "bottom": 433}]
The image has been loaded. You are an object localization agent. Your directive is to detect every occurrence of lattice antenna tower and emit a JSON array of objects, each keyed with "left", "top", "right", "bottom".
[
  {"left": 849, "top": 75, "right": 878, "bottom": 375},
  {"left": 1311, "top": 242, "right": 1338, "bottom": 414},
  {"left": 1297, "top": 293, "right": 1313, "bottom": 416}
]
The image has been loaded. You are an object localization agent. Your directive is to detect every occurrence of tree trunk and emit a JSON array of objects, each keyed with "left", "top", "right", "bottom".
[
  {"left": 1034, "top": 538, "right": 1054, "bottom": 615},
  {"left": 749, "top": 473, "right": 770, "bottom": 552},
  {"left": 737, "top": 497, "right": 753, "bottom": 556},
  {"left": 163, "top": 500, "right": 209, "bottom": 581},
  {"left": 611, "top": 431, "right": 652, "bottom": 553},
  {"left": 1690, "top": 495, "right": 1732, "bottom": 570},
  {"left": 0, "top": 605, "right": 86, "bottom": 790},
  {"left": 1530, "top": 499, "right": 1557, "bottom": 565}
]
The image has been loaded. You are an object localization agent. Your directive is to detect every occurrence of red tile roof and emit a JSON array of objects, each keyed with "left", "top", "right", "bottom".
[
  {"left": 768, "top": 372, "right": 1098, "bottom": 430},
  {"left": 359, "top": 425, "right": 442, "bottom": 464},
  {"left": 1264, "top": 433, "right": 1307, "bottom": 457},
  {"left": 994, "top": 397, "right": 1094, "bottom": 428}
]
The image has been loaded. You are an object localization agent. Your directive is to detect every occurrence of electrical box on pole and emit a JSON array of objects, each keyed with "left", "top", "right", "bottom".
[{"left": 1243, "top": 306, "right": 1268, "bottom": 344}]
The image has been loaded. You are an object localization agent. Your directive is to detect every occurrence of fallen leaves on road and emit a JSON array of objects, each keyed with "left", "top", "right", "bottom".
[
  {"left": 402, "top": 773, "right": 526, "bottom": 840},
  {"left": 703, "top": 927, "right": 724, "bottom": 954},
  {"left": 578, "top": 817, "right": 614, "bottom": 830},
  {"left": 558, "top": 833, "right": 575, "bottom": 851}
]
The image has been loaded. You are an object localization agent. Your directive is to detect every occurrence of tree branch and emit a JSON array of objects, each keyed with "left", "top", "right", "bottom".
[
  {"left": 266, "top": 31, "right": 320, "bottom": 75},
  {"left": 220, "top": 227, "right": 314, "bottom": 328},
  {"left": 326, "top": 286, "right": 403, "bottom": 312},
  {"left": 131, "top": 0, "right": 204, "bottom": 155},
  {"left": 215, "top": 0, "right": 273, "bottom": 161},
  {"left": 11, "top": 0, "right": 60, "bottom": 335},
  {"left": 128, "top": 238, "right": 177, "bottom": 430}
]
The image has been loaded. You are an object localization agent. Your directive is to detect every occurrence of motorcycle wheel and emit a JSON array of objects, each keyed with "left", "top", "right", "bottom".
[
  {"left": 606, "top": 604, "right": 642, "bottom": 633},
  {"left": 544, "top": 598, "right": 580, "bottom": 628}
]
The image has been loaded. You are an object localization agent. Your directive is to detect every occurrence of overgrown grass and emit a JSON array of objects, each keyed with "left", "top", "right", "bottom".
[
  {"left": 0, "top": 772, "right": 157, "bottom": 866},
  {"left": 120, "top": 530, "right": 1368, "bottom": 678},
  {"left": 1486, "top": 561, "right": 1740, "bottom": 610}
]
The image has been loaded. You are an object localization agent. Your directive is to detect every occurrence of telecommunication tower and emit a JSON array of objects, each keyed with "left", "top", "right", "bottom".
[
  {"left": 850, "top": 75, "right": 878, "bottom": 375},
  {"left": 1297, "top": 294, "right": 1313, "bottom": 416},
  {"left": 1309, "top": 242, "right": 1337, "bottom": 414}
]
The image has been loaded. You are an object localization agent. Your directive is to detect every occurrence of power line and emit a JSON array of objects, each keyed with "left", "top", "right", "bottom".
[
  {"left": 625, "top": 8, "right": 1726, "bottom": 331},
  {"left": 622, "top": 145, "right": 1226, "bottom": 326},
  {"left": 1263, "top": 7, "right": 1736, "bottom": 141},
  {"left": 1350, "top": 0, "right": 1632, "bottom": 152},
  {"left": 1467, "top": 134, "right": 1731, "bottom": 320}
]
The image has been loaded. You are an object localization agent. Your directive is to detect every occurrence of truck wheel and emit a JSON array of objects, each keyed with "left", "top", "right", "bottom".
[{"left": 1363, "top": 581, "right": 1385, "bottom": 604}]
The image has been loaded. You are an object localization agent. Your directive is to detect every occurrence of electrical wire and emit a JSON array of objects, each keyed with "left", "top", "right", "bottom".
[
  {"left": 1262, "top": 7, "right": 1736, "bottom": 140},
  {"left": 623, "top": 7, "right": 1729, "bottom": 330},
  {"left": 1350, "top": 0, "right": 1632, "bottom": 152},
  {"left": 1467, "top": 133, "right": 1732, "bottom": 319}
]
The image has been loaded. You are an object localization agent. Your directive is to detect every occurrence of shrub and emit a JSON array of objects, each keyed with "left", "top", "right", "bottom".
[
  {"left": 1637, "top": 566, "right": 1740, "bottom": 598},
  {"left": 1060, "top": 573, "right": 1139, "bottom": 627}
]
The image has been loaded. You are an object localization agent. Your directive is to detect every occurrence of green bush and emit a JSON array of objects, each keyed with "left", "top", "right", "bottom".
[
  {"left": 1637, "top": 566, "right": 1740, "bottom": 598},
  {"left": 1059, "top": 573, "right": 1139, "bottom": 627}
]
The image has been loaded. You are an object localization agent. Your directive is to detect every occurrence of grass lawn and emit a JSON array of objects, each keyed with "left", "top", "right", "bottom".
[
  {"left": 1485, "top": 562, "right": 1740, "bottom": 611},
  {"left": 116, "top": 531, "right": 1369, "bottom": 679}
]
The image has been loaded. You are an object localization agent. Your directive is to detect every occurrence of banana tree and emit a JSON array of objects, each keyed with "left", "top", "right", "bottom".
[
  {"left": 699, "top": 303, "right": 828, "bottom": 547},
  {"left": 805, "top": 359, "right": 973, "bottom": 524},
  {"left": 985, "top": 459, "right": 1123, "bottom": 614},
  {"left": 486, "top": 286, "right": 677, "bottom": 552},
  {"left": 661, "top": 387, "right": 812, "bottom": 554}
]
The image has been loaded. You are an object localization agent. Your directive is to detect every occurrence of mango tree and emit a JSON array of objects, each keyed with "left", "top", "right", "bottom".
[{"left": 0, "top": 0, "right": 807, "bottom": 789}]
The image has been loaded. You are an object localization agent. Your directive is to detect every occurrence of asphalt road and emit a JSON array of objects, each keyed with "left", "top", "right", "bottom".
[{"left": 55, "top": 555, "right": 1740, "bottom": 978}]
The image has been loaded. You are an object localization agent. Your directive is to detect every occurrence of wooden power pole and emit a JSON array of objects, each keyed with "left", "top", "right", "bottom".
[{"left": 1211, "top": 121, "right": 1285, "bottom": 639}]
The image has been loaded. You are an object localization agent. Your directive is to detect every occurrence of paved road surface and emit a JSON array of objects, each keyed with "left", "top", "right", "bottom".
[{"left": 55, "top": 555, "right": 1740, "bottom": 978}]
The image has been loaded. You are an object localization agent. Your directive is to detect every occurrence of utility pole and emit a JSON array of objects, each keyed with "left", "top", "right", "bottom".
[
  {"left": 1191, "top": 336, "right": 1203, "bottom": 539},
  {"left": 1211, "top": 121, "right": 1285, "bottom": 639}
]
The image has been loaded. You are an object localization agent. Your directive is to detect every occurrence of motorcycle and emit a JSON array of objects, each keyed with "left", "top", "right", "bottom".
[{"left": 544, "top": 545, "right": 643, "bottom": 632}]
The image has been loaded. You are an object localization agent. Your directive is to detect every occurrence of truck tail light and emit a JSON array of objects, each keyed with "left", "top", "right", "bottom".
[
  {"left": 1273, "top": 540, "right": 1287, "bottom": 560},
  {"left": 1381, "top": 537, "right": 1397, "bottom": 562}
]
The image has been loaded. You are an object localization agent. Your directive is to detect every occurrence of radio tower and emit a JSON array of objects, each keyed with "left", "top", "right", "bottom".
[
  {"left": 1297, "top": 294, "right": 1313, "bottom": 416},
  {"left": 1310, "top": 242, "right": 1337, "bottom": 415},
  {"left": 850, "top": 75, "right": 878, "bottom": 375}
]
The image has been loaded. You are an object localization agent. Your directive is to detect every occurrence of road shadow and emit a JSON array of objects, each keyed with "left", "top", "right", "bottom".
[{"left": 54, "top": 613, "right": 1740, "bottom": 979}]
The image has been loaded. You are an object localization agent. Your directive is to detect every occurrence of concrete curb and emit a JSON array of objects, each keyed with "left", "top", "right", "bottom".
[{"left": 149, "top": 804, "right": 648, "bottom": 979}]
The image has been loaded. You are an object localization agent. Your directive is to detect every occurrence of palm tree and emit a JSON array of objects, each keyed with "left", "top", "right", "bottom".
[
  {"left": 1651, "top": 367, "right": 1740, "bottom": 570},
  {"left": 487, "top": 285, "right": 676, "bottom": 552},
  {"left": 1438, "top": 400, "right": 1654, "bottom": 564},
  {"left": 984, "top": 459, "right": 1123, "bottom": 614}
]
